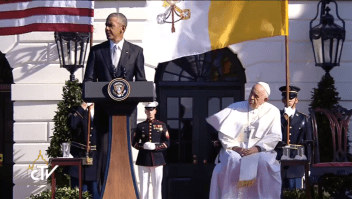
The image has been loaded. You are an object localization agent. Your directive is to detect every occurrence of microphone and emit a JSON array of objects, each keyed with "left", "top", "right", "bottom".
[
  {"left": 120, "top": 66, "right": 127, "bottom": 79},
  {"left": 111, "top": 66, "right": 126, "bottom": 79}
]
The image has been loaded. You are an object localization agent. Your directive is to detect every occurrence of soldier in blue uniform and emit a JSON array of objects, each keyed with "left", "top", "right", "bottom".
[
  {"left": 67, "top": 102, "right": 100, "bottom": 199},
  {"left": 277, "top": 86, "right": 312, "bottom": 189},
  {"left": 132, "top": 101, "right": 170, "bottom": 199}
]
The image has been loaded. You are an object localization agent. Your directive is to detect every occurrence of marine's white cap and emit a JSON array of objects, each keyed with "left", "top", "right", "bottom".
[{"left": 145, "top": 101, "right": 159, "bottom": 108}]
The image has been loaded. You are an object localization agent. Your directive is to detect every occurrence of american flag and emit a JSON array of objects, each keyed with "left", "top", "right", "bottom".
[{"left": 0, "top": 0, "right": 94, "bottom": 35}]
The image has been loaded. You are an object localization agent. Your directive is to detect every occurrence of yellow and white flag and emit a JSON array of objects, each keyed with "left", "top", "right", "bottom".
[{"left": 143, "top": 0, "right": 288, "bottom": 64}]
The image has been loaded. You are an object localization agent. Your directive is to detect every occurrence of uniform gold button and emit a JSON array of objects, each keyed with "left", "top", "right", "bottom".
[
  {"left": 289, "top": 133, "right": 292, "bottom": 135},
  {"left": 289, "top": 126, "right": 292, "bottom": 129},
  {"left": 91, "top": 127, "right": 93, "bottom": 130}
]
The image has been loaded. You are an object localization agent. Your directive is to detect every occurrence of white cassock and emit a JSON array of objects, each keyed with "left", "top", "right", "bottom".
[{"left": 206, "top": 101, "right": 282, "bottom": 199}]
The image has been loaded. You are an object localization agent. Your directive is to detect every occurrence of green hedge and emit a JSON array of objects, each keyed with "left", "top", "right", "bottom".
[
  {"left": 46, "top": 80, "right": 83, "bottom": 187},
  {"left": 26, "top": 187, "right": 91, "bottom": 199}
]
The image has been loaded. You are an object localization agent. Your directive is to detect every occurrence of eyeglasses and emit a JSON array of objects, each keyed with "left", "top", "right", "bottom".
[{"left": 145, "top": 107, "right": 156, "bottom": 111}]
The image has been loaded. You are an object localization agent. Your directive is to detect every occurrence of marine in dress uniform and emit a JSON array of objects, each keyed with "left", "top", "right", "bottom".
[
  {"left": 132, "top": 101, "right": 170, "bottom": 199},
  {"left": 67, "top": 102, "right": 100, "bottom": 199},
  {"left": 277, "top": 86, "right": 313, "bottom": 189}
]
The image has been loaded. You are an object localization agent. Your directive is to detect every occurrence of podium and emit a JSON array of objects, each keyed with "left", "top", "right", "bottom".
[{"left": 83, "top": 80, "right": 154, "bottom": 199}]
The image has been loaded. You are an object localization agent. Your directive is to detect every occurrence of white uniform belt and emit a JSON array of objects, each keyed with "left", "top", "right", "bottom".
[{"left": 71, "top": 141, "right": 97, "bottom": 151}]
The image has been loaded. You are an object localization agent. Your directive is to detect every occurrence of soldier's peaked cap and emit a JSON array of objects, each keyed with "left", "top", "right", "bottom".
[
  {"left": 145, "top": 101, "right": 159, "bottom": 108},
  {"left": 279, "top": 85, "right": 300, "bottom": 99}
]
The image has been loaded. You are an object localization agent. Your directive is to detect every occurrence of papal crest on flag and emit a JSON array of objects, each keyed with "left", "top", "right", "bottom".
[
  {"left": 143, "top": 0, "right": 288, "bottom": 64},
  {"left": 0, "top": 0, "right": 94, "bottom": 36}
]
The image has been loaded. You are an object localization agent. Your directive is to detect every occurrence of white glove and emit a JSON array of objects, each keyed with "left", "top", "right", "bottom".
[
  {"left": 284, "top": 107, "right": 294, "bottom": 117},
  {"left": 143, "top": 142, "right": 156, "bottom": 150}
]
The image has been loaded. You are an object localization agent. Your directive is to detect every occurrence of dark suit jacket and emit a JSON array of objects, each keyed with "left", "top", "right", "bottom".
[
  {"left": 66, "top": 106, "right": 99, "bottom": 181},
  {"left": 84, "top": 40, "right": 146, "bottom": 82}
]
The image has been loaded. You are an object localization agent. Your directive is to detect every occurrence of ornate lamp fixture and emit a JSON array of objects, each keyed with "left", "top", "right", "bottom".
[
  {"left": 54, "top": 32, "right": 90, "bottom": 81},
  {"left": 157, "top": 0, "right": 190, "bottom": 33},
  {"left": 309, "top": 0, "right": 345, "bottom": 74}
]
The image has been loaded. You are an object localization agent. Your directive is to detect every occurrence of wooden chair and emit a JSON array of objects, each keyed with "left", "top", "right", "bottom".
[{"left": 309, "top": 106, "right": 352, "bottom": 198}]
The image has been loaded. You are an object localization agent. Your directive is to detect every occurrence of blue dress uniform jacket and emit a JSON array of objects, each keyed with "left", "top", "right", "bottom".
[
  {"left": 281, "top": 110, "right": 311, "bottom": 144},
  {"left": 277, "top": 110, "right": 313, "bottom": 158},
  {"left": 132, "top": 119, "right": 170, "bottom": 166},
  {"left": 67, "top": 106, "right": 99, "bottom": 181},
  {"left": 280, "top": 110, "right": 312, "bottom": 151},
  {"left": 277, "top": 109, "right": 313, "bottom": 178}
]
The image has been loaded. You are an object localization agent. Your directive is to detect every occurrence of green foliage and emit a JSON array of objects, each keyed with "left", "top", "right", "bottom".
[
  {"left": 46, "top": 79, "right": 82, "bottom": 187},
  {"left": 319, "top": 175, "right": 352, "bottom": 198},
  {"left": 282, "top": 188, "right": 307, "bottom": 199},
  {"left": 310, "top": 73, "right": 340, "bottom": 110},
  {"left": 309, "top": 73, "right": 340, "bottom": 162},
  {"left": 26, "top": 187, "right": 92, "bottom": 199},
  {"left": 283, "top": 188, "right": 331, "bottom": 199}
]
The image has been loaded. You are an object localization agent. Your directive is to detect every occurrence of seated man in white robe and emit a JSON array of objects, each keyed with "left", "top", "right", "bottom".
[{"left": 207, "top": 82, "right": 282, "bottom": 199}]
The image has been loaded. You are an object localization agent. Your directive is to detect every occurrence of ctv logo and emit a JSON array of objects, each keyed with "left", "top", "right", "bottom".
[{"left": 27, "top": 150, "right": 59, "bottom": 181}]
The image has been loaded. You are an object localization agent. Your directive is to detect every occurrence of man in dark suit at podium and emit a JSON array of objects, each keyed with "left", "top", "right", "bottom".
[
  {"left": 83, "top": 12, "right": 146, "bottom": 130},
  {"left": 83, "top": 12, "right": 147, "bottom": 194},
  {"left": 84, "top": 12, "right": 146, "bottom": 82}
]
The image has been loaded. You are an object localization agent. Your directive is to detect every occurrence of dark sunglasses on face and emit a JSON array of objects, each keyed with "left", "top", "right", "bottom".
[{"left": 145, "top": 107, "right": 156, "bottom": 111}]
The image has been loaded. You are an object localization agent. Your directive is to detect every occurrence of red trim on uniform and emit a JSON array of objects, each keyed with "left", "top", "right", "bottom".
[
  {"left": 151, "top": 152, "right": 155, "bottom": 166},
  {"left": 0, "top": 23, "right": 93, "bottom": 35}
]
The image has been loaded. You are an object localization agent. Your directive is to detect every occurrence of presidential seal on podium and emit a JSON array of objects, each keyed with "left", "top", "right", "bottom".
[{"left": 107, "top": 78, "right": 131, "bottom": 101}]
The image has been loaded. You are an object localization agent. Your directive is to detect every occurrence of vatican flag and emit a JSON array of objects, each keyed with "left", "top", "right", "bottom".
[{"left": 143, "top": 0, "right": 288, "bottom": 64}]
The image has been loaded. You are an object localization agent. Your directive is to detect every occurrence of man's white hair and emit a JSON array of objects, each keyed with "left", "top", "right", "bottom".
[{"left": 256, "top": 82, "right": 270, "bottom": 98}]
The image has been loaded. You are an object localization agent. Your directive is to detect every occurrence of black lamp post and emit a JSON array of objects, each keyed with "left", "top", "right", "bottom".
[
  {"left": 54, "top": 32, "right": 90, "bottom": 81},
  {"left": 309, "top": 0, "right": 345, "bottom": 74}
]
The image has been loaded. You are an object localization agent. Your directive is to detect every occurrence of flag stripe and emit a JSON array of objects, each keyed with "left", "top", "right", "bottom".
[
  {"left": 0, "top": 15, "right": 93, "bottom": 28},
  {"left": 0, "top": 7, "right": 93, "bottom": 20},
  {"left": 0, "top": 0, "right": 94, "bottom": 35},
  {"left": 0, "top": 1, "right": 93, "bottom": 11},
  {"left": 0, "top": 1, "right": 31, "bottom": 5},
  {"left": 0, "top": 23, "right": 93, "bottom": 35}
]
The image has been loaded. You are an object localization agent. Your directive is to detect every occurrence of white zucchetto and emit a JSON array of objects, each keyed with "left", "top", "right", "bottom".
[{"left": 257, "top": 82, "right": 270, "bottom": 97}]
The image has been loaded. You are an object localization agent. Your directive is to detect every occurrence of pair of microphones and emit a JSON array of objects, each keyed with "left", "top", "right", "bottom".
[{"left": 112, "top": 65, "right": 126, "bottom": 79}]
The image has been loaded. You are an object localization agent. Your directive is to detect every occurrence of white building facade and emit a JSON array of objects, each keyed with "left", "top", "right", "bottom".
[{"left": 0, "top": 1, "right": 351, "bottom": 198}]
